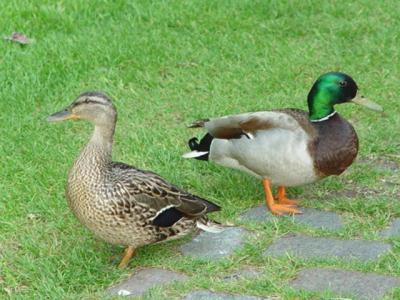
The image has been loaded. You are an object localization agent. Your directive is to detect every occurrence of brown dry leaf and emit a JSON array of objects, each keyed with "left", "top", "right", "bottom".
[{"left": 4, "top": 32, "right": 31, "bottom": 45}]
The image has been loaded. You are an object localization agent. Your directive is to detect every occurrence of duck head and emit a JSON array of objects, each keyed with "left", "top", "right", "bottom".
[
  {"left": 307, "top": 72, "right": 383, "bottom": 122},
  {"left": 47, "top": 91, "right": 117, "bottom": 126}
]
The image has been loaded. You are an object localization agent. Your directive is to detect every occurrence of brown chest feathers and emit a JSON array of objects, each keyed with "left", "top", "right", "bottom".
[
  {"left": 310, "top": 113, "right": 358, "bottom": 176},
  {"left": 282, "top": 109, "right": 358, "bottom": 177}
]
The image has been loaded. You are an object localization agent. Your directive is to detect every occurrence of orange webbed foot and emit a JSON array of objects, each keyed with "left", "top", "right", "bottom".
[
  {"left": 277, "top": 197, "right": 299, "bottom": 206},
  {"left": 276, "top": 186, "right": 300, "bottom": 206},
  {"left": 262, "top": 180, "right": 302, "bottom": 216},
  {"left": 269, "top": 204, "right": 302, "bottom": 216}
]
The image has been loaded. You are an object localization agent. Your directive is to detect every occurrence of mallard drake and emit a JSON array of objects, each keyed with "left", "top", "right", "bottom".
[
  {"left": 183, "top": 72, "right": 383, "bottom": 216},
  {"left": 48, "top": 92, "right": 221, "bottom": 268}
]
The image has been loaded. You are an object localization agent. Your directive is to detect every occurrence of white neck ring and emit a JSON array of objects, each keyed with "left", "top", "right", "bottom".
[{"left": 310, "top": 111, "right": 337, "bottom": 123}]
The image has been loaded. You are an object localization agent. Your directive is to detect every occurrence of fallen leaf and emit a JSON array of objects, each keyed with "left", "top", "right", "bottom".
[{"left": 4, "top": 32, "right": 31, "bottom": 45}]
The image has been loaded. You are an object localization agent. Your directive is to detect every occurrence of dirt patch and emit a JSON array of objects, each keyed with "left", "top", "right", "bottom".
[
  {"left": 303, "top": 185, "right": 399, "bottom": 201},
  {"left": 357, "top": 157, "right": 399, "bottom": 172}
]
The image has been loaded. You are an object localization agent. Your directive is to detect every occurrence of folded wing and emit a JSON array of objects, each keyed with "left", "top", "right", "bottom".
[{"left": 191, "top": 111, "right": 302, "bottom": 139}]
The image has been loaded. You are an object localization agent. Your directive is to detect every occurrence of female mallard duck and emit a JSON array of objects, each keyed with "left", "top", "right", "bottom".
[
  {"left": 48, "top": 92, "right": 221, "bottom": 268},
  {"left": 183, "top": 72, "right": 383, "bottom": 216}
]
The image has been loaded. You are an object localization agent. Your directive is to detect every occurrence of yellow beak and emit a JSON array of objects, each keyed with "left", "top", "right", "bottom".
[{"left": 351, "top": 92, "right": 383, "bottom": 112}]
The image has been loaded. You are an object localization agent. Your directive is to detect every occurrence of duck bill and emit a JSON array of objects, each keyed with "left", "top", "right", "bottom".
[
  {"left": 47, "top": 108, "right": 77, "bottom": 122},
  {"left": 351, "top": 92, "right": 383, "bottom": 112}
]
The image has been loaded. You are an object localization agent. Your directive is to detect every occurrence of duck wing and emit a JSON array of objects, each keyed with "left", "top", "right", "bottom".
[
  {"left": 111, "top": 162, "right": 220, "bottom": 226},
  {"left": 189, "top": 109, "right": 313, "bottom": 139}
]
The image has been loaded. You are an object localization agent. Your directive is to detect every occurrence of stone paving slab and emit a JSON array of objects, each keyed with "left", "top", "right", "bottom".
[
  {"left": 241, "top": 205, "right": 343, "bottom": 230},
  {"left": 180, "top": 227, "right": 250, "bottom": 259},
  {"left": 183, "top": 290, "right": 272, "bottom": 300},
  {"left": 290, "top": 268, "right": 400, "bottom": 300},
  {"left": 263, "top": 235, "right": 391, "bottom": 262},
  {"left": 380, "top": 218, "right": 400, "bottom": 238},
  {"left": 107, "top": 268, "right": 187, "bottom": 297},
  {"left": 222, "top": 267, "right": 262, "bottom": 282}
]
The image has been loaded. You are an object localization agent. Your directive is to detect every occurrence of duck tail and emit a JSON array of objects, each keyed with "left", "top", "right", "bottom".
[
  {"left": 182, "top": 133, "right": 214, "bottom": 161},
  {"left": 196, "top": 218, "right": 225, "bottom": 233}
]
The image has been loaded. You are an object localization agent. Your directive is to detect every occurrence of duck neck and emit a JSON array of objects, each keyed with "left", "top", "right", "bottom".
[
  {"left": 308, "top": 89, "right": 336, "bottom": 122},
  {"left": 77, "top": 122, "right": 116, "bottom": 173}
]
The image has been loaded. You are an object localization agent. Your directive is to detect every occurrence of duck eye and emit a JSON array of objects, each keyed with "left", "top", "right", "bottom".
[{"left": 339, "top": 80, "right": 347, "bottom": 87}]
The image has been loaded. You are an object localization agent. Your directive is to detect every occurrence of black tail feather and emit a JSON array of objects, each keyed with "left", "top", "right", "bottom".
[
  {"left": 188, "top": 133, "right": 214, "bottom": 161},
  {"left": 188, "top": 137, "right": 200, "bottom": 151},
  {"left": 201, "top": 197, "right": 221, "bottom": 213}
]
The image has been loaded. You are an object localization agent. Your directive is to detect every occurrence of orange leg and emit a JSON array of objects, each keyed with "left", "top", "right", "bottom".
[
  {"left": 118, "top": 246, "right": 135, "bottom": 269},
  {"left": 262, "top": 179, "right": 301, "bottom": 216},
  {"left": 276, "top": 186, "right": 299, "bottom": 206}
]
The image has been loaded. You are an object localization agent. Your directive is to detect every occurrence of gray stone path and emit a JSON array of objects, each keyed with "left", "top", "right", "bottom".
[
  {"left": 180, "top": 227, "right": 250, "bottom": 259},
  {"left": 184, "top": 290, "right": 272, "bottom": 300},
  {"left": 380, "top": 218, "right": 400, "bottom": 238},
  {"left": 291, "top": 268, "right": 400, "bottom": 300},
  {"left": 264, "top": 235, "right": 391, "bottom": 262},
  {"left": 241, "top": 205, "right": 343, "bottom": 230},
  {"left": 222, "top": 267, "right": 262, "bottom": 282},
  {"left": 107, "top": 268, "right": 187, "bottom": 297},
  {"left": 106, "top": 208, "right": 398, "bottom": 298}
]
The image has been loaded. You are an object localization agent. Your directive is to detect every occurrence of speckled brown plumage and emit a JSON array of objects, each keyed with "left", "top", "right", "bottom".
[
  {"left": 48, "top": 92, "right": 221, "bottom": 266},
  {"left": 66, "top": 142, "right": 214, "bottom": 248}
]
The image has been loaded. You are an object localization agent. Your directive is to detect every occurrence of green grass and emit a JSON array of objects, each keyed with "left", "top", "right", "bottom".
[{"left": 1, "top": 0, "right": 399, "bottom": 299}]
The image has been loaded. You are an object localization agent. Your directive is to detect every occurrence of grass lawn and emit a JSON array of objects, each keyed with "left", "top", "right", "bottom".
[{"left": 1, "top": 0, "right": 399, "bottom": 298}]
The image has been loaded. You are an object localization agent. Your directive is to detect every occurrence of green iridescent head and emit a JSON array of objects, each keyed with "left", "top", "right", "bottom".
[{"left": 307, "top": 72, "right": 382, "bottom": 121}]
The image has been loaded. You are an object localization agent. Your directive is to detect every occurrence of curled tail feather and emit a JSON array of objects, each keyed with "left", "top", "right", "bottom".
[{"left": 182, "top": 133, "right": 214, "bottom": 161}]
